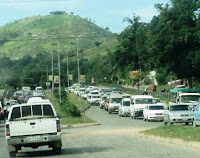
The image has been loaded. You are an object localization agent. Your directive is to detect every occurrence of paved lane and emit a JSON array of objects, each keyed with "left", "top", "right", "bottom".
[{"left": 0, "top": 106, "right": 200, "bottom": 158}]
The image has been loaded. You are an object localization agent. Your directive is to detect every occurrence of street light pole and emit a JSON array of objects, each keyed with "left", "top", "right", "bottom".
[
  {"left": 67, "top": 48, "right": 70, "bottom": 89},
  {"left": 50, "top": 52, "right": 54, "bottom": 92},
  {"left": 57, "top": 40, "right": 61, "bottom": 103}
]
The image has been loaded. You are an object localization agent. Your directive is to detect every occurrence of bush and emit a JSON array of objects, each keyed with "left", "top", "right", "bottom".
[{"left": 54, "top": 88, "right": 81, "bottom": 117}]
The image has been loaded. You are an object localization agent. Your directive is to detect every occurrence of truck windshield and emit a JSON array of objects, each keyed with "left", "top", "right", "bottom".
[
  {"left": 170, "top": 105, "right": 190, "bottom": 111},
  {"left": 135, "top": 98, "right": 153, "bottom": 104},
  {"left": 181, "top": 95, "right": 200, "bottom": 103},
  {"left": 149, "top": 106, "right": 164, "bottom": 110}
]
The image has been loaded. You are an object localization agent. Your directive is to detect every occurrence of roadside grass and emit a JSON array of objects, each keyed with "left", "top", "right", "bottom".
[
  {"left": 68, "top": 93, "right": 90, "bottom": 112},
  {"left": 46, "top": 92, "right": 96, "bottom": 125},
  {"left": 142, "top": 125, "right": 200, "bottom": 142}
]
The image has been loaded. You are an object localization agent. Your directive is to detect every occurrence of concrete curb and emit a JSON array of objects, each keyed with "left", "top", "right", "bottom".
[
  {"left": 138, "top": 133, "right": 200, "bottom": 149},
  {"left": 61, "top": 122, "right": 101, "bottom": 129}
]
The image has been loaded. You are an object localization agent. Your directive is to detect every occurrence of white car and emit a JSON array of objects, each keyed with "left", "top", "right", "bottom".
[
  {"left": 90, "top": 95, "right": 101, "bottom": 106},
  {"left": 143, "top": 104, "right": 164, "bottom": 121},
  {"left": 100, "top": 95, "right": 107, "bottom": 109},
  {"left": 163, "top": 104, "right": 194, "bottom": 125},
  {"left": 119, "top": 99, "right": 130, "bottom": 117}
]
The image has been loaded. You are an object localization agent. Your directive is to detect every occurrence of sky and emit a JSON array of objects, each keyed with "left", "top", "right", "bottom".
[{"left": 0, "top": 0, "right": 170, "bottom": 33}]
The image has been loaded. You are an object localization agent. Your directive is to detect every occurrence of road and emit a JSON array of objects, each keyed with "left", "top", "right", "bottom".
[{"left": 1, "top": 106, "right": 200, "bottom": 158}]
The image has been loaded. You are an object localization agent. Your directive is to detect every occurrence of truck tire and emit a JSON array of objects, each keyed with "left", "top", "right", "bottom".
[
  {"left": 53, "top": 147, "right": 61, "bottom": 154},
  {"left": 185, "top": 122, "right": 189, "bottom": 126},
  {"left": 9, "top": 151, "right": 16, "bottom": 157}
]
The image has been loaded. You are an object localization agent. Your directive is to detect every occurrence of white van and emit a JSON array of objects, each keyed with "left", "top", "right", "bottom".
[
  {"left": 130, "top": 95, "right": 153, "bottom": 119},
  {"left": 108, "top": 93, "right": 123, "bottom": 114}
]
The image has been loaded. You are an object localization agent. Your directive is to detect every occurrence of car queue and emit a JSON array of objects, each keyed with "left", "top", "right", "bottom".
[{"left": 69, "top": 83, "right": 200, "bottom": 127}]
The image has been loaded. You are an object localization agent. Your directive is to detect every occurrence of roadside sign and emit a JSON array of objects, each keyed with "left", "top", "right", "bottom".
[
  {"left": 80, "top": 75, "right": 85, "bottom": 83},
  {"left": 54, "top": 76, "right": 59, "bottom": 84},
  {"left": 69, "top": 74, "right": 73, "bottom": 81},
  {"left": 49, "top": 75, "right": 53, "bottom": 81}
]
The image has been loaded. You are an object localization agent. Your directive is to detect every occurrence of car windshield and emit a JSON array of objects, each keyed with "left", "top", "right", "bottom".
[
  {"left": 111, "top": 98, "right": 122, "bottom": 103},
  {"left": 123, "top": 96, "right": 130, "bottom": 98},
  {"left": 92, "top": 96, "right": 100, "bottom": 98},
  {"left": 135, "top": 98, "right": 153, "bottom": 104},
  {"left": 170, "top": 105, "right": 190, "bottom": 111},
  {"left": 149, "top": 106, "right": 164, "bottom": 110},
  {"left": 15, "top": 93, "right": 22, "bottom": 96},
  {"left": 123, "top": 101, "right": 130, "bottom": 106},
  {"left": 181, "top": 95, "right": 200, "bottom": 103}
]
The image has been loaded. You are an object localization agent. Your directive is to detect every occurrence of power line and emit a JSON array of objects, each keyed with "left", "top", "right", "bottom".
[
  {"left": 0, "top": 0, "right": 69, "bottom": 3},
  {"left": 0, "top": 35, "right": 117, "bottom": 42}
]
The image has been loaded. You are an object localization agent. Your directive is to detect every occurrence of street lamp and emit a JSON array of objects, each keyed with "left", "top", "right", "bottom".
[
  {"left": 76, "top": 31, "right": 100, "bottom": 122},
  {"left": 49, "top": 52, "right": 54, "bottom": 92},
  {"left": 57, "top": 40, "right": 61, "bottom": 103},
  {"left": 67, "top": 47, "right": 70, "bottom": 89}
]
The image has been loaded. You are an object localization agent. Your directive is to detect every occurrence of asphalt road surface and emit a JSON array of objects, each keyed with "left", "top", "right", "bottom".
[{"left": 1, "top": 106, "right": 200, "bottom": 158}]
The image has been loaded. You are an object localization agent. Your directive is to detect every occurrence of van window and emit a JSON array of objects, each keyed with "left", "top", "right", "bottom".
[
  {"left": 43, "top": 104, "right": 54, "bottom": 116},
  {"left": 135, "top": 98, "right": 153, "bottom": 104},
  {"left": 22, "top": 106, "right": 31, "bottom": 117},
  {"left": 11, "top": 107, "right": 21, "bottom": 120},
  {"left": 32, "top": 105, "right": 42, "bottom": 116}
]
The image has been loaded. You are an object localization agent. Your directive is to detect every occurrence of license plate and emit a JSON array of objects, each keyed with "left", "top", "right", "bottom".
[{"left": 24, "top": 136, "right": 48, "bottom": 143}]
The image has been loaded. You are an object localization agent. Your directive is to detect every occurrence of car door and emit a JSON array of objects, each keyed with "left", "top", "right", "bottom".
[
  {"left": 143, "top": 106, "right": 148, "bottom": 119},
  {"left": 194, "top": 104, "right": 200, "bottom": 125}
]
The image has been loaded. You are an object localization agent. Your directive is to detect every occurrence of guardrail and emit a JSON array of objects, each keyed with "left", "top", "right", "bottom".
[{"left": 100, "top": 84, "right": 171, "bottom": 98}]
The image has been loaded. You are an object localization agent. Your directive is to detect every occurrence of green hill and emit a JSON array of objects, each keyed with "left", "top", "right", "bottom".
[{"left": 0, "top": 14, "right": 118, "bottom": 59}]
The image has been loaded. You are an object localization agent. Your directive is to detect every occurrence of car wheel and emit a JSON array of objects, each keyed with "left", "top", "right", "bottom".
[
  {"left": 164, "top": 121, "right": 167, "bottom": 125},
  {"left": 53, "top": 147, "right": 61, "bottom": 154},
  {"left": 109, "top": 111, "right": 111, "bottom": 114},
  {"left": 9, "top": 151, "right": 16, "bottom": 157},
  {"left": 185, "top": 122, "right": 189, "bottom": 126},
  {"left": 170, "top": 122, "right": 173, "bottom": 125}
]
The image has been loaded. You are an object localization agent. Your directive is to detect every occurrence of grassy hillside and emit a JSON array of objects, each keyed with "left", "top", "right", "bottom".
[{"left": 0, "top": 14, "right": 118, "bottom": 59}]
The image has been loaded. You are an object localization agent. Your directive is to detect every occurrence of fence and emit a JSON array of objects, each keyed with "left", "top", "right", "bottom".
[{"left": 100, "top": 84, "right": 171, "bottom": 98}]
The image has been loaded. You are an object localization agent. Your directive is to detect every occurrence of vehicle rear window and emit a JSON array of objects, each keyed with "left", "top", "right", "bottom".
[
  {"left": 11, "top": 107, "right": 21, "bottom": 120},
  {"left": 170, "top": 105, "right": 189, "bottom": 111},
  {"left": 123, "top": 101, "right": 130, "bottom": 106},
  {"left": 149, "top": 106, "right": 164, "bottom": 110},
  {"left": 22, "top": 106, "right": 31, "bottom": 117},
  {"left": 43, "top": 104, "right": 54, "bottom": 116},
  {"left": 32, "top": 105, "right": 42, "bottom": 116}
]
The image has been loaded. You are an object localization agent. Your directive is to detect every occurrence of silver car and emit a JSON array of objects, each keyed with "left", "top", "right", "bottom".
[{"left": 163, "top": 104, "right": 194, "bottom": 125}]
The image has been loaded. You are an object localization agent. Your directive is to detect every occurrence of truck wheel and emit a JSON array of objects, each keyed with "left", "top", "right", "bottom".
[
  {"left": 53, "top": 147, "right": 61, "bottom": 154},
  {"left": 185, "top": 122, "right": 189, "bottom": 126},
  {"left": 9, "top": 151, "right": 16, "bottom": 157},
  {"left": 164, "top": 121, "right": 167, "bottom": 125},
  {"left": 109, "top": 111, "right": 111, "bottom": 114}
]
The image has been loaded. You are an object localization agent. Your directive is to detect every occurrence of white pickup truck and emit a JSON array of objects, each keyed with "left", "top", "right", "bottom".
[{"left": 5, "top": 103, "right": 62, "bottom": 157}]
